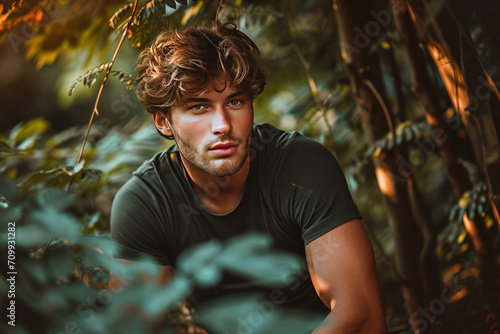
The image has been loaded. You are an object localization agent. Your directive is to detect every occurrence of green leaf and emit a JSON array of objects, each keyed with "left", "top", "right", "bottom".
[
  {"left": 215, "top": 233, "right": 302, "bottom": 287},
  {"left": 178, "top": 240, "right": 223, "bottom": 275},
  {"left": 69, "top": 62, "right": 112, "bottom": 96},
  {"left": 449, "top": 205, "right": 459, "bottom": 222},
  {"left": 110, "top": 70, "right": 136, "bottom": 89},
  {"left": 153, "top": 0, "right": 166, "bottom": 13},
  {"left": 396, "top": 131, "right": 403, "bottom": 145},
  {"left": 192, "top": 264, "right": 223, "bottom": 287},
  {"left": 468, "top": 201, "right": 476, "bottom": 220},
  {"left": 80, "top": 169, "right": 103, "bottom": 181},
  {"left": 0, "top": 175, "right": 23, "bottom": 203},
  {"left": 15, "top": 224, "right": 53, "bottom": 248},
  {"left": 0, "top": 137, "right": 14, "bottom": 152},
  {"left": 19, "top": 160, "right": 85, "bottom": 192},
  {"left": 199, "top": 295, "right": 324, "bottom": 334},
  {"left": 404, "top": 126, "right": 413, "bottom": 142},
  {"left": 35, "top": 188, "right": 73, "bottom": 211},
  {"left": 141, "top": 276, "right": 191, "bottom": 315},
  {"left": 16, "top": 135, "right": 38, "bottom": 151},
  {"left": 109, "top": 3, "right": 133, "bottom": 29},
  {"left": 8, "top": 117, "right": 49, "bottom": 146}
]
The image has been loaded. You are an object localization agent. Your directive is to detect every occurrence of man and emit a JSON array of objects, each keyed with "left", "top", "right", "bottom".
[{"left": 110, "top": 22, "right": 386, "bottom": 333}]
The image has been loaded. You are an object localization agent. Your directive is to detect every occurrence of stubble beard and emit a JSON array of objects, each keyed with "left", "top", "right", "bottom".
[{"left": 172, "top": 128, "right": 251, "bottom": 177}]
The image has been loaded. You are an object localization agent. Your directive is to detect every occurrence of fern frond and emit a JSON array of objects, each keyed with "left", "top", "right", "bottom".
[
  {"left": 110, "top": 70, "right": 137, "bottom": 90},
  {"left": 109, "top": 3, "right": 133, "bottom": 29},
  {"left": 68, "top": 62, "right": 112, "bottom": 96}
]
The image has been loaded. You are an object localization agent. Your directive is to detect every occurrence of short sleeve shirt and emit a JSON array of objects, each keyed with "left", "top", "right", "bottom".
[{"left": 111, "top": 123, "right": 361, "bottom": 312}]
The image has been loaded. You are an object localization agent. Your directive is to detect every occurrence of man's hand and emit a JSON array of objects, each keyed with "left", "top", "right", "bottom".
[{"left": 306, "top": 219, "right": 386, "bottom": 333}]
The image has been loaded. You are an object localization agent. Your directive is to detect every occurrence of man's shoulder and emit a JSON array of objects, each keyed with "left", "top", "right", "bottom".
[
  {"left": 253, "top": 123, "right": 327, "bottom": 157},
  {"left": 132, "top": 144, "right": 179, "bottom": 176},
  {"left": 115, "top": 144, "right": 180, "bottom": 199}
]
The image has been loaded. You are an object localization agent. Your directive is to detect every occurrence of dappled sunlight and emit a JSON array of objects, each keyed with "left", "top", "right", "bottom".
[
  {"left": 427, "top": 44, "right": 468, "bottom": 115},
  {"left": 375, "top": 166, "right": 397, "bottom": 200}
]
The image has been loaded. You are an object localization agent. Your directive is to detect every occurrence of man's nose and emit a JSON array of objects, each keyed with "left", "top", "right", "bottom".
[{"left": 212, "top": 106, "right": 232, "bottom": 135}]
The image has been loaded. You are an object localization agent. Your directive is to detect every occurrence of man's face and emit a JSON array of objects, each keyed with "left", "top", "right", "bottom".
[{"left": 167, "top": 82, "right": 253, "bottom": 177}]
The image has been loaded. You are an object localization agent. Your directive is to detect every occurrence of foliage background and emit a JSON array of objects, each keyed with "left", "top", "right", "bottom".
[{"left": 1, "top": 0, "right": 500, "bottom": 333}]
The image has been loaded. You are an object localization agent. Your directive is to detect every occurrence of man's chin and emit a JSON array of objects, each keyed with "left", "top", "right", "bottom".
[
  {"left": 208, "top": 155, "right": 248, "bottom": 177},
  {"left": 208, "top": 164, "right": 243, "bottom": 177}
]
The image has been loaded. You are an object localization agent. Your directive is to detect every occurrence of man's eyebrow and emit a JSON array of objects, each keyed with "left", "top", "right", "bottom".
[
  {"left": 183, "top": 91, "right": 248, "bottom": 103},
  {"left": 227, "top": 91, "right": 248, "bottom": 99}
]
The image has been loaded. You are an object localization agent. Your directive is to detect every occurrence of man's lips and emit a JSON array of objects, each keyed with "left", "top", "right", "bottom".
[{"left": 209, "top": 142, "right": 238, "bottom": 157}]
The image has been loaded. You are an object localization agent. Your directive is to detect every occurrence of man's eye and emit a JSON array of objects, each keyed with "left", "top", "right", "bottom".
[
  {"left": 189, "top": 104, "right": 205, "bottom": 112},
  {"left": 228, "top": 100, "right": 242, "bottom": 107}
]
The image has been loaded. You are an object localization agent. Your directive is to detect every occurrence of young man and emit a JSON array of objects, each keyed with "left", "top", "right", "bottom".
[{"left": 110, "top": 23, "right": 386, "bottom": 333}]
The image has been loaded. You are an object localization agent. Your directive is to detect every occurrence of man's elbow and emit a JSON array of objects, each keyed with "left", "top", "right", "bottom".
[
  {"left": 330, "top": 299, "right": 386, "bottom": 334},
  {"left": 353, "top": 304, "right": 386, "bottom": 334}
]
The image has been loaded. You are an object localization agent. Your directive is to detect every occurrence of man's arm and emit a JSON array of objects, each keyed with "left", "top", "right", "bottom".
[{"left": 306, "top": 219, "right": 386, "bottom": 333}]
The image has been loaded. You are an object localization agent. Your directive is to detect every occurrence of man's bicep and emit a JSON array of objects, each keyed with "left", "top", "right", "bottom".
[{"left": 305, "top": 219, "right": 385, "bottom": 331}]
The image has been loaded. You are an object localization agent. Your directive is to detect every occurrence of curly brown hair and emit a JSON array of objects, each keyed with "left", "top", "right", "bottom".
[{"left": 135, "top": 22, "right": 267, "bottom": 115}]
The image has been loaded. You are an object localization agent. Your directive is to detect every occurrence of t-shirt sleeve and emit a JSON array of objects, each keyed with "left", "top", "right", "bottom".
[
  {"left": 275, "top": 134, "right": 361, "bottom": 245},
  {"left": 110, "top": 175, "right": 172, "bottom": 265}
]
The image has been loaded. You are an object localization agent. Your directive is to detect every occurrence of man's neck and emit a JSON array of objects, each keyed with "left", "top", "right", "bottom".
[{"left": 181, "top": 155, "right": 250, "bottom": 215}]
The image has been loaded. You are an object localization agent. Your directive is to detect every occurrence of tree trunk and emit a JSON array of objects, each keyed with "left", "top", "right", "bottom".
[
  {"left": 334, "top": 0, "right": 428, "bottom": 315},
  {"left": 405, "top": 0, "right": 499, "bottom": 320}
]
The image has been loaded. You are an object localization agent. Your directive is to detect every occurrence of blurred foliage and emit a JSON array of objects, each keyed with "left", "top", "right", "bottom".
[
  {"left": 1, "top": 0, "right": 500, "bottom": 333},
  {"left": 0, "top": 118, "right": 321, "bottom": 333}
]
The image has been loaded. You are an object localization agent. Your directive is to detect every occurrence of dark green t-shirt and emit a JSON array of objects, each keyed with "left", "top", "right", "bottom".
[{"left": 111, "top": 123, "right": 360, "bottom": 313}]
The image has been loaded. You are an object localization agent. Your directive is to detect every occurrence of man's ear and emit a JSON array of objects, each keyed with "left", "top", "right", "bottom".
[{"left": 151, "top": 111, "right": 173, "bottom": 137}]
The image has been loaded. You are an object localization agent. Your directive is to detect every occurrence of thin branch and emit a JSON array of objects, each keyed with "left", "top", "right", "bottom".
[
  {"left": 363, "top": 79, "right": 399, "bottom": 160},
  {"left": 67, "top": 0, "right": 140, "bottom": 192},
  {"left": 291, "top": 43, "right": 332, "bottom": 135}
]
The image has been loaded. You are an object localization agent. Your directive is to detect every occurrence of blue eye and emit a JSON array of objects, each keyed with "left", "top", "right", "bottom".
[
  {"left": 228, "top": 100, "right": 242, "bottom": 107},
  {"left": 190, "top": 104, "right": 205, "bottom": 112}
]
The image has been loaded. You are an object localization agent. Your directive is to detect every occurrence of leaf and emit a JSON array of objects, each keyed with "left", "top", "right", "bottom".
[
  {"left": 178, "top": 240, "right": 223, "bottom": 275},
  {"left": 181, "top": 0, "right": 203, "bottom": 25},
  {"left": 192, "top": 264, "right": 223, "bottom": 287},
  {"left": 198, "top": 295, "right": 324, "bottom": 334},
  {"left": 8, "top": 117, "right": 49, "bottom": 146},
  {"left": 109, "top": 3, "right": 133, "bottom": 29},
  {"left": 46, "top": 248, "right": 77, "bottom": 280},
  {"left": 80, "top": 169, "right": 103, "bottom": 181},
  {"left": 164, "top": 0, "right": 177, "bottom": 9},
  {"left": 69, "top": 62, "right": 113, "bottom": 96},
  {"left": 468, "top": 201, "right": 477, "bottom": 220},
  {"left": 0, "top": 175, "right": 23, "bottom": 203},
  {"left": 134, "top": 1, "right": 156, "bottom": 25},
  {"left": 215, "top": 233, "right": 302, "bottom": 287},
  {"left": 110, "top": 70, "right": 136, "bottom": 89},
  {"left": 15, "top": 224, "right": 53, "bottom": 248},
  {"left": 16, "top": 135, "right": 38, "bottom": 150},
  {"left": 35, "top": 188, "right": 73, "bottom": 211},
  {"left": 449, "top": 205, "right": 459, "bottom": 222},
  {"left": 396, "top": 131, "right": 403, "bottom": 145},
  {"left": 141, "top": 276, "right": 191, "bottom": 316},
  {"left": 0, "top": 137, "right": 14, "bottom": 152},
  {"left": 404, "top": 126, "right": 413, "bottom": 142},
  {"left": 19, "top": 160, "right": 85, "bottom": 192}
]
